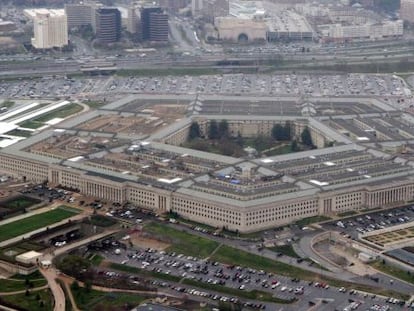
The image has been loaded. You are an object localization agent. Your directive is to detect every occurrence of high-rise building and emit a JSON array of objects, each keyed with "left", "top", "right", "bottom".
[
  {"left": 95, "top": 8, "right": 121, "bottom": 43},
  {"left": 126, "top": 6, "right": 138, "bottom": 34},
  {"left": 159, "top": 0, "right": 190, "bottom": 13},
  {"left": 31, "top": 9, "right": 68, "bottom": 49},
  {"left": 64, "top": 4, "right": 93, "bottom": 28},
  {"left": 141, "top": 7, "right": 169, "bottom": 42},
  {"left": 191, "top": 0, "right": 203, "bottom": 16},
  {"left": 401, "top": 0, "right": 414, "bottom": 23}
]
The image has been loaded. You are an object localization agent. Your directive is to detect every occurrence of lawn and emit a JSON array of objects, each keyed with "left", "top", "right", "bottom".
[
  {"left": 295, "top": 216, "right": 331, "bottom": 227},
  {"left": 268, "top": 244, "right": 300, "bottom": 258},
  {"left": 0, "top": 288, "right": 53, "bottom": 311},
  {"left": 370, "top": 260, "right": 414, "bottom": 285},
  {"left": 1, "top": 196, "right": 41, "bottom": 210},
  {"left": 34, "top": 103, "right": 83, "bottom": 123},
  {"left": 89, "top": 253, "right": 104, "bottom": 266},
  {"left": 6, "top": 129, "right": 32, "bottom": 137},
  {"left": 144, "top": 222, "right": 219, "bottom": 258},
  {"left": 18, "top": 120, "right": 44, "bottom": 129},
  {"left": 110, "top": 262, "right": 181, "bottom": 283},
  {"left": 85, "top": 214, "right": 117, "bottom": 227},
  {"left": 0, "top": 278, "right": 47, "bottom": 292},
  {"left": 0, "top": 207, "right": 79, "bottom": 242},
  {"left": 71, "top": 287, "right": 147, "bottom": 310}
]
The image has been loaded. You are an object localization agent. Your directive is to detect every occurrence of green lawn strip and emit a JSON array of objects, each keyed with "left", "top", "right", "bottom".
[
  {"left": 144, "top": 222, "right": 219, "bottom": 258},
  {"left": 182, "top": 278, "right": 296, "bottom": 304},
  {"left": 337, "top": 211, "right": 358, "bottom": 217},
  {"left": 5, "top": 129, "right": 32, "bottom": 137},
  {"left": 57, "top": 205, "right": 82, "bottom": 213},
  {"left": 0, "top": 207, "right": 79, "bottom": 242},
  {"left": 211, "top": 245, "right": 409, "bottom": 300},
  {"left": 84, "top": 100, "right": 105, "bottom": 108},
  {"left": 11, "top": 270, "right": 44, "bottom": 280},
  {"left": 295, "top": 216, "right": 331, "bottom": 228},
  {"left": 370, "top": 260, "right": 414, "bottom": 285},
  {"left": 84, "top": 214, "right": 117, "bottom": 227},
  {"left": 267, "top": 245, "right": 300, "bottom": 258},
  {"left": 33, "top": 103, "right": 83, "bottom": 123},
  {"left": 0, "top": 289, "right": 53, "bottom": 311},
  {"left": 72, "top": 287, "right": 146, "bottom": 310},
  {"left": 89, "top": 253, "right": 104, "bottom": 266},
  {"left": 0, "top": 278, "right": 47, "bottom": 292},
  {"left": 3, "top": 197, "right": 40, "bottom": 209},
  {"left": 110, "top": 262, "right": 181, "bottom": 282},
  {"left": 18, "top": 120, "right": 44, "bottom": 129}
]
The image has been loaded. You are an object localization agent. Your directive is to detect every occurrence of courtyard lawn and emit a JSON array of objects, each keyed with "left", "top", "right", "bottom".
[
  {"left": 34, "top": 103, "right": 83, "bottom": 123},
  {"left": 0, "top": 207, "right": 79, "bottom": 242},
  {"left": 144, "top": 222, "right": 219, "bottom": 258}
]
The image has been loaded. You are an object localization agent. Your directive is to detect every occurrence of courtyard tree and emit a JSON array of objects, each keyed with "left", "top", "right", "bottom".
[
  {"left": 218, "top": 119, "right": 230, "bottom": 138},
  {"left": 188, "top": 121, "right": 201, "bottom": 140},
  {"left": 301, "top": 126, "right": 313, "bottom": 147},
  {"left": 208, "top": 120, "right": 219, "bottom": 139},
  {"left": 272, "top": 122, "right": 290, "bottom": 141}
]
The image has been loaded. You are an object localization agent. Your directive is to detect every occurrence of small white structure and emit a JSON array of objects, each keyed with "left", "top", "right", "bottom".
[
  {"left": 16, "top": 250, "right": 43, "bottom": 265},
  {"left": 358, "top": 252, "right": 376, "bottom": 263}
]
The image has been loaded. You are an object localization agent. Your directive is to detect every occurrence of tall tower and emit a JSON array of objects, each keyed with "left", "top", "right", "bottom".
[
  {"left": 95, "top": 8, "right": 121, "bottom": 43},
  {"left": 32, "top": 9, "right": 68, "bottom": 49},
  {"left": 141, "top": 7, "right": 169, "bottom": 42}
]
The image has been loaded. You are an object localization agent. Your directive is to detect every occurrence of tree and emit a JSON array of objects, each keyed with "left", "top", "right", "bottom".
[
  {"left": 272, "top": 122, "right": 290, "bottom": 141},
  {"left": 218, "top": 119, "right": 229, "bottom": 138},
  {"left": 208, "top": 120, "right": 219, "bottom": 139},
  {"left": 188, "top": 121, "right": 201, "bottom": 140},
  {"left": 291, "top": 139, "right": 299, "bottom": 152},
  {"left": 58, "top": 255, "right": 91, "bottom": 279},
  {"left": 301, "top": 127, "right": 313, "bottom": 147},
  {"left": 71, "top": 281, "right": 80, "bottom": 292},
  {"left": 84, "top": 280, "right": 92, "bottom": 293}
]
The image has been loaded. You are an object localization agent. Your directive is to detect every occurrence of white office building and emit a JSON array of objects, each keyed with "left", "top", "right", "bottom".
[{"left": 30, "top": 9, "right": 68, "bottom": 49}]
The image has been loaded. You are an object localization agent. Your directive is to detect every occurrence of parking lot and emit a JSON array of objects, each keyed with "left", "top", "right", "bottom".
[
  {"left": 0, "top": 73, "right": 409, "bottom": 100},
  {"left": 323, "top": 205, "right": 414, "bottom": 240},
  {"left": 99, "top": 244, "right": 411, "bottom": 311}
]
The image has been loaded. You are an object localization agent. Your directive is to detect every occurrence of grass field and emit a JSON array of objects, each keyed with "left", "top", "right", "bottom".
[
  {"left": 268, "top": 244, "right": 300, "bottom": 258},
  {"left": 0, "top": 288, "right": 53, "bottom": 311},
  {"left": 110, "top": 262, "right": 181, "bottom": 283},
  {"left": 0, "top": 207, "right": 79, "bottom": 242},
  {"left": 1, "top": 196, "right": 41, "bottom": 210},
  {"left": 295, "top": 216, "right": 331, "bottom": 228},
  {"left": 0, "top": 278, "right": 47, "bottom": 292},
  {"left": 18, "top": 120, "right": 44, "bottom": 129},
  {"left": 34, "top": 103, "right": 83, "bottom": 123},
  {"left": 144, "top": 222, "right": 219, "bottom": 258},
  {"left": 370, "top": 260, "right": 414, "bottom": 285},
  {"left": 71, "top": 287, "right": 147, "bottom": 310}
]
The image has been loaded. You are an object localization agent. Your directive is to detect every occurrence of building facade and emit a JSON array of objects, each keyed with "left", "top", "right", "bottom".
[
  {"left": 31, "top": 9, "right": 68, "bottom": 49},
  {"left": 141, "top": 7, "right": 168, "bottom": 42},
  {"left": 64, "top": 4, "right": 94, "bottom": 29},
  {"left": 401, "top": 0, "right": 414, "bottom": 23},
  {"left": 95, "top": 8, "right": 121, "bottom": 43}
]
